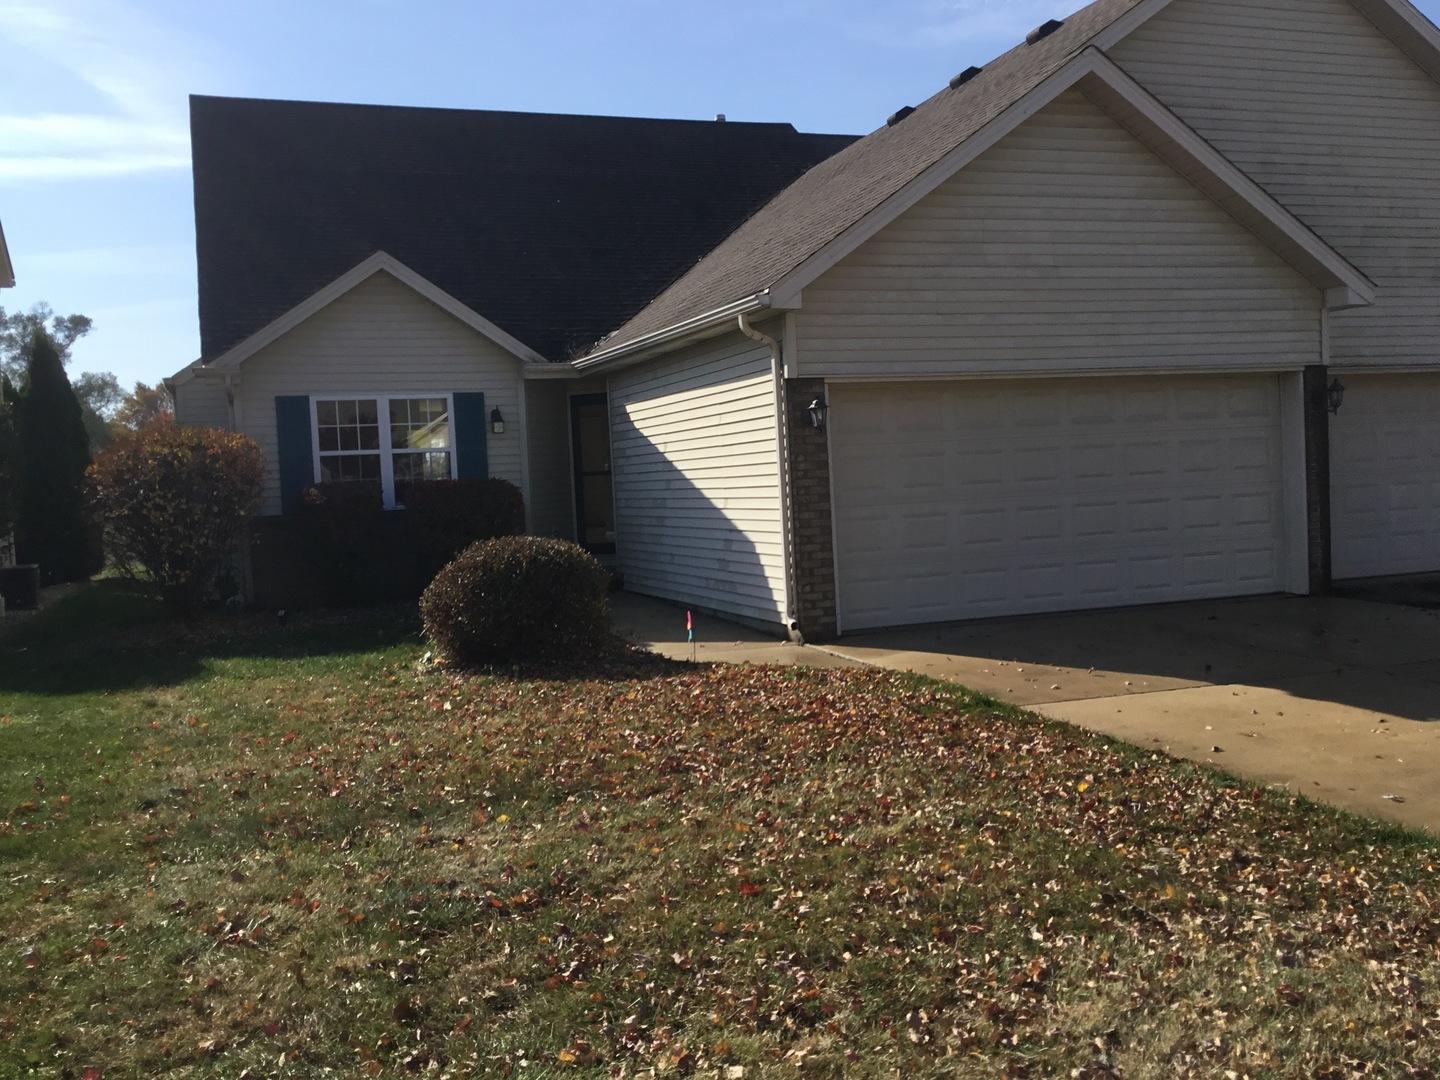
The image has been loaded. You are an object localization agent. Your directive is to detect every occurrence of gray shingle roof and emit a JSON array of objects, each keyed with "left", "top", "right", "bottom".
[
  {"left": 585, "top": 0, "right": 1147, "bottom": 357},
  {"left": 190, "top": 97, "right": 856, "bottom": 363}
]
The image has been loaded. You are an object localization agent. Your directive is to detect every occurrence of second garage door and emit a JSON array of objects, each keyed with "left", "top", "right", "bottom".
[
  {"left": 1331, "top": 372, "right": 1440, "bottom": 580},
  {"left": 830, "top": 376, "right": 1289, "bottom": 631}
]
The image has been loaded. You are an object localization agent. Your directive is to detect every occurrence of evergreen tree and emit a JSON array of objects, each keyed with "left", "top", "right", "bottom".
[
  {"left": 0, "top": 376, "right": 15, "bottom": 543},
  {"left": 14, "top": 329, "right": 103, "bottom": 583}
]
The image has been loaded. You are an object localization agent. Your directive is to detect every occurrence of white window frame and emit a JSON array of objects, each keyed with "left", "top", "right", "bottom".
[{"left": 309, "top": 392, "right": 458, "bottom": 509}]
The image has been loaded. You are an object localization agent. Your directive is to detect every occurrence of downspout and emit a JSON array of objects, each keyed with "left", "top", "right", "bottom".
[
  {"left": 223, "top": 372, "right": 238, "bottom": 431},
  {"left": 738, "top": 312, "right": 802, "bottom": 641}
]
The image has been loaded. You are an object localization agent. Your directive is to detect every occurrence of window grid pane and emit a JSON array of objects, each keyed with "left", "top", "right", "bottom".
[
  {"left": 389, "top": 397, "right": 450, "bottom": 451},
  {"left": 319, "top": 454, "right": 381, "bottom": 483},
  {"left": 317, "top": 398, "right": 381, "bottom": 457}
]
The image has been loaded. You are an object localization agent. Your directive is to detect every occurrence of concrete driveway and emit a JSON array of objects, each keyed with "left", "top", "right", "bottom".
[{"left": 612, "top": 590, "right": 1440, "bottom": 833}]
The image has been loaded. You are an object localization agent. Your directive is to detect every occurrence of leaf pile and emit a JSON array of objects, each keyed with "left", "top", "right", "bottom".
[{"left": 2, "top": 643, "right": 1439, "bottom": 1078}]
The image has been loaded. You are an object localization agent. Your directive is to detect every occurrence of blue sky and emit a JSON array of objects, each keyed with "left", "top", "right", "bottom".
[{"left": 3, "top": 0, "right": 1439, "bottom": 389}]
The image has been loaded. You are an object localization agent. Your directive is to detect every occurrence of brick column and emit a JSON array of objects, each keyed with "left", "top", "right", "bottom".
[
  {"left": 1302, "top": 365, "right": 1333, "bottom": 594},
  {"left": 785, "top": 378, "right": 838, "bottom": 641}
]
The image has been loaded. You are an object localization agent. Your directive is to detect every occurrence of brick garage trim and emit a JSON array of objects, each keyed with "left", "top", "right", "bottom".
[
  {"left": 1303, "top": 364, "right": 1334, "bottom": 594},
  {"left": 785, "top": 378, "right": 838, "bottom": 641}
]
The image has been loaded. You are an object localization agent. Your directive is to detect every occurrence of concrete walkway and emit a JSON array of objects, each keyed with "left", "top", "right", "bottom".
[{"left": 610, "top": 590, "right": 1440, "bottom": 834}]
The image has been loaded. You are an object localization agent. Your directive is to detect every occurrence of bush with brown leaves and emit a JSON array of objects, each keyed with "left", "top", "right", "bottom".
[{"left": 87, "top": 422, "right": 262, "bottom": 611}]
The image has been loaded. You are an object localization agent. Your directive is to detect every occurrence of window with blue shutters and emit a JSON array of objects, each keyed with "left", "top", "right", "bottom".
[{"left": 275, "top": 391, "right": 488, "bottom": 510}]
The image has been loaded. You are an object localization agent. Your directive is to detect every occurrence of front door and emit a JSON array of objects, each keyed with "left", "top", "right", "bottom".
[{"left": 570, "top": 393, "right": 615, "bottom": 553}]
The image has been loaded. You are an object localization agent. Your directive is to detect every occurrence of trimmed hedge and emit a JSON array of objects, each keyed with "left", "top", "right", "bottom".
[
  {"left": 405, "top": 477, "right": 526, "bottom": 581},
  {"left": 292, "top": 481, "right": 386, "bottom": 604},
  {"left": 421, "top": 536, "right": 611, "bottom": 665},
  {"left": 288, "top": 478, "right": 528, "bottom": 605}
]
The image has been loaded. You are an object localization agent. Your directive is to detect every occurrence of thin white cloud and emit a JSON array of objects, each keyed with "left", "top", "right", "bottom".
[
  {"left": 0, "top": 0, "right": 206, "bottom": 181},
  {"left": 23, "top": 243, "right": 191, "bottom": 275}
]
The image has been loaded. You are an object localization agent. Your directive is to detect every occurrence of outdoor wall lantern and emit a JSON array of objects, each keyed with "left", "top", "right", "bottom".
[
  {"left": 490, "top": 407, "right": 505, "bottom": 434},
  {"left": 807, "top": 397, "right": 829, "bottom": 431},
  {"left": 1326, "top": 378, "right": 1346, "bottom": 415}
]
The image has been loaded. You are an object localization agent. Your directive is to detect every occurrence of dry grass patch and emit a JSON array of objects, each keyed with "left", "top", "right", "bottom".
[{"left": 1, "top": 598, "right": 1438, "bottom": 1077}]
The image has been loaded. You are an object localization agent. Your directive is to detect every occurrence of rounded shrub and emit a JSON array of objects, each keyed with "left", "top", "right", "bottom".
[{"left": 421, "top": 535, "right": 612, "bottom": 665}]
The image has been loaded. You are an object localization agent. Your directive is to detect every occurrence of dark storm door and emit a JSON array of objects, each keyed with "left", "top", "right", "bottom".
[{"left": 570, "top": 393, "right": 615, "bottom": 554}]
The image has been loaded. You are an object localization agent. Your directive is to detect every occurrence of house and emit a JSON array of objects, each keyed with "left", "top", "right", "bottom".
[
  {"left": 0, "top": 218, "right": 13, "bottom": 288},
  {"left": 174, "top": 0, "right": 1440, "bottom": 640}
]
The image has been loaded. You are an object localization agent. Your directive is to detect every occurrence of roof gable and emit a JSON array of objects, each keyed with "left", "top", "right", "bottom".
[
  {"left": 207, "top": 252, "right": 547, "bottom": 370},
  {"left": 191, "top": 97, "right": 856, "bottom": 363},
  {"left": 580, "top": 30, "right": 1376, "bottom": 367}
]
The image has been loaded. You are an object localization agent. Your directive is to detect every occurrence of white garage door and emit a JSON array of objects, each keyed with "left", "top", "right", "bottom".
[
  {"left": 1331, "top": 373, "right": 1440, "bottom": 580},
  {"left": 830, "top": 376, "right": 1287, "bottom": 631}
]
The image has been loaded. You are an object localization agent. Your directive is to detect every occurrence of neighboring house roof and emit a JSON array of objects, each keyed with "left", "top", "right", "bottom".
[
  {"left": 583, "top": 0, "right": 1415, "bottom": 363},
  {"left": 191, "top": 95, "right": 856, "bottom": 363},
  {"left": 0, "top": 218, "right": 13, "bottom": 288}
]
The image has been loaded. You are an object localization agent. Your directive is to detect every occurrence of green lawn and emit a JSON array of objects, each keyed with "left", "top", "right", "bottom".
[{"left": 1, "top": 583, "right": 1437, "bottom": 1078}]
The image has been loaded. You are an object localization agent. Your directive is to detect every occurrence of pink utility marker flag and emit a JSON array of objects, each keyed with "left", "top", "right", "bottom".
[{"left": 686, "top": 610, "right": 693, "bottom": 643}]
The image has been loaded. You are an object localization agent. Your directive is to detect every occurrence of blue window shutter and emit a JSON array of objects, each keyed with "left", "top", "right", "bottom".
[
  {"left": 275, "top": 395, "right": 314, "bottom": 513},
  {"left": 452, "top": 392, "right": 489, "bottom": 479}
]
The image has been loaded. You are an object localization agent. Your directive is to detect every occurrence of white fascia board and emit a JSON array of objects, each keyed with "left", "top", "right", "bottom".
[
  {"left": 1088, "top": 0, "right": 1178, "bottom": 51},
  {"left": 770, "top": 48, "right": 1373, "bottom": 310},
  {"left": 1091, "top": 0, "right": 1440, "bottom": 86},
  {"left": 1348, "top": 0, "right": 1440, "bottom": 85},
  {"left": 0, "top": 218, "right": 13, "bottom": 288},
  {"left": 207, "top": 251, "right": 548, "bottom": 370},
  {"left": 765, "top": 56, "right": 1099, "bottom": 310},
  {"left": 522, "top": 362, "right": 584, "bottom": 380},
  {"left": 571, "top": 293, "right": 770, "bottom": 373},
  {"left": 1078, "top": 52, "right": 1375, "bottom": 305},
  {"left": 168, "top": 359, "right": 204, "bottom": 387}
]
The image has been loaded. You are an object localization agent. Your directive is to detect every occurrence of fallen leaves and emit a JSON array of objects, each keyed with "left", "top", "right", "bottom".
[{"left": 5, "top": 651, "right": 1440, "bottom": 1078}]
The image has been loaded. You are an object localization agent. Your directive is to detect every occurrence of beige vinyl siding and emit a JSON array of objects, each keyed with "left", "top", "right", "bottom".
[
  {"left": 1110, "top": 0, "right": 1440, "bottom": 368},
  {"left": 173, "top": 376, "right": 232, "bottom": 430},
  {"left": 609, "top": 332, "right": 786, "bottom": 628},
  {"left": 237, "top": 271, "right": 524, "bottom": 515},
  {"left": 794, "top": 90, "right": 1321, "bottom": 378}
]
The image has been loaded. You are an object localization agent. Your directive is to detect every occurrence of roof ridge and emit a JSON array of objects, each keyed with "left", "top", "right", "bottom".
[{"left": 188, "top": 92, "right": 838, "bottom": 133}]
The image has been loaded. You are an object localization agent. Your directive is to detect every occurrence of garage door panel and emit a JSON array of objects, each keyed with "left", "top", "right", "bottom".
[
  {"left": 1332, "top": 373, "right": 1440, "bottom": 579},
  {"left": 831, "top": 376, "right": 1287, "bottom": 630}
]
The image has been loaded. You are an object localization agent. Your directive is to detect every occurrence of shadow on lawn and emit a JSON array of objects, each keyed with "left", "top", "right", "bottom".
[
  {"left": 0, "top": 581, "right": 427, "bottom": 695},
  {"left": 0, "top": 580, "right": 700, "bottom": 695}
]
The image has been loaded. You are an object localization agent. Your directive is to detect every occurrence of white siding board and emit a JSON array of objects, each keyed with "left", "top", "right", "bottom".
[
  {"left": 796, "top": 92, "right": 1321, "bottom": 379},
  {"left": 610, "top": 332, "right": 786, "bottom": 627},
  {"left": 1110, "top": 0, "right": 1440, "bottom": 368},
  {"left": 174, "top": 377, "right": 231, "bottom": 431},
  {"left": 236, "top": 272, "right": 525, "bottom": 515}
]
